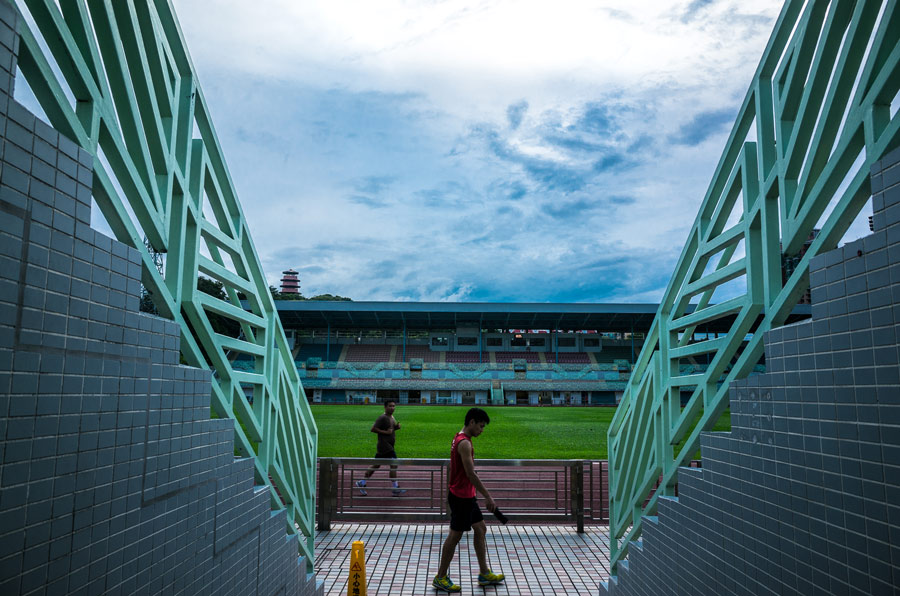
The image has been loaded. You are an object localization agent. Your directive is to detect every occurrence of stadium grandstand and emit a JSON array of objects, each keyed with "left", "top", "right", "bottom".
[{"left": 233, "top": 302, "right": 810, "bottom": 406}]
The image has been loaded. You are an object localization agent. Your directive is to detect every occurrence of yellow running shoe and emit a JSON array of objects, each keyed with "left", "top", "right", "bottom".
[
  {"left": 432, "top": 575, "right": 461, "bottom": 593},
  {"left": 478, "top": 570, "right": 505, "bottom": 586}
]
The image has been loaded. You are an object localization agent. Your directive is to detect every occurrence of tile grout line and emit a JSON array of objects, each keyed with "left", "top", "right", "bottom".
[{"left": 316, "top": 523, "right": 611, "bottom": 596}]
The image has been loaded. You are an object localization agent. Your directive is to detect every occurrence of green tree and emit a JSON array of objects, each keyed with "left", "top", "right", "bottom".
[
  {"left": 139, "top": 287, "right": 158, "bottom": 314},
  {"left": 268, "top": 274, "right": 352, "bottom": 301},
  {"left": 198, "top": 276, "right": 241, "bottom": 338},
  {"left": 308, "top": 294, "right": 352, "bottom": 301}
]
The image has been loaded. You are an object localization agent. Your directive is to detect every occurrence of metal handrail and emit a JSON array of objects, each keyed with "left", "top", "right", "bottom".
[
  {"left": 9, "top": 0, "right": 317, "bottom": 568},
  {"left": 608, "top": 0, "right": 900, "bottom": 572},
  {"left": 317, "top": 457, "right": 587, "bottom": 532},
  {"left": 324, "top": 457, "right": 585, "bottom": 466}
]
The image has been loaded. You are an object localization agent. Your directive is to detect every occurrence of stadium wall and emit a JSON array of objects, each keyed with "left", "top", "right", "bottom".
[
  {"left": 0, "top": 8, "right": 321, "bottom": 594},
  {"left": 600, "top": 149, "right": 900, "bottom": 596}
]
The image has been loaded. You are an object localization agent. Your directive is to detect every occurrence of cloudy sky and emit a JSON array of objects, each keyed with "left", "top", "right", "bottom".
[{"left": 168, "top": 0, "right": 787, "bottom": 303}]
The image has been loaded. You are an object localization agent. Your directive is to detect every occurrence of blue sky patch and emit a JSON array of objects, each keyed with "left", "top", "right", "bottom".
[{"left": 170, "top": 0, "right": 790, "bottom": 303}]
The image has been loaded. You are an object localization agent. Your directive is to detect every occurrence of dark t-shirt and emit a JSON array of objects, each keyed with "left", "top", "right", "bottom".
[{"left": 373, "top": 413, "right": 397, "bottom": 455}]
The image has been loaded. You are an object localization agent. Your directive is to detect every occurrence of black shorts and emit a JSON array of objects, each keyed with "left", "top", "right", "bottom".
[
  {"left": 448, "top": 491, "right": 483, "bottom": 532},
  {"left": 374, "top": 450, "right": 397, "bottom": 459}
]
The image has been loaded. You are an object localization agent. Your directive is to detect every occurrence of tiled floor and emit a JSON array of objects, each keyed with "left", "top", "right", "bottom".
[{"left": 315, "top": 523, "right": 611, "bottom": 595}]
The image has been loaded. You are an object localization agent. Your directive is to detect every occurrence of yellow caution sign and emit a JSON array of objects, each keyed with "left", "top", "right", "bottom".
[{"left": 348, "top": 540, "right": 366, "bottom": 596}]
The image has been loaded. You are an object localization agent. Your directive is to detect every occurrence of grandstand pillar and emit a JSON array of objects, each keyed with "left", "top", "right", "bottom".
[
  {"left": 402, "top": 323, "right": 406, "bottom": 361},
  {"left": 326, "top": 323, "right": 331, "bottom": 361},
  {"left": 630, "top": 320, "right": 635, "bottom": 364},
  {"left": 554, "top": 329, "right": 559, "bottom": 363}
]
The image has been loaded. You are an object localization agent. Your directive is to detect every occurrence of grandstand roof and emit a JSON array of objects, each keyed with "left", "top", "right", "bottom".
[{"left": 272, "top": 301, "right": 810, "bottom": 332}]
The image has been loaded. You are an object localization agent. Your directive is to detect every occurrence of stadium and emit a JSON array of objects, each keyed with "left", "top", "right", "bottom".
[
  {"left": 3, "top": 1, "right": 899, "bottom": 595},
  {"left": 247, "top": 294, "right": 810, "bottom": 407}
]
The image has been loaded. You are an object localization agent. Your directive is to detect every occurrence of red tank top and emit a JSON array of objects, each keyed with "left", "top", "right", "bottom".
[{"left": 449, "top": 432, "right": 476, "bottom": 498}]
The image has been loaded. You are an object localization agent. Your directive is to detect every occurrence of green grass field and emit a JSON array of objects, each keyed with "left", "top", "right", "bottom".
[
  {"left": 312, "top": 405, "right": 615, "bottom": 459},
  {"left": 312, "top": 404, "right": 731, "bottom": 460}
]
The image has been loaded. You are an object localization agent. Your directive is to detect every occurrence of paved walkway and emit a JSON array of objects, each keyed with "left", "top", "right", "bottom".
[{"left": 315, "top": 523, "right": 611, "bottom": 595}]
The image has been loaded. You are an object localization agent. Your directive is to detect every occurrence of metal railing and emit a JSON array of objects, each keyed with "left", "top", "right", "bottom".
[
  {"left": 608, "top": 0, "right": 900, "bottom": 573},
  {"left": 317, "top": 458, "right": 702, "bottom": 532},
  {"left": 317, "top": 458, "right": 590, "bottom": 532},
  {"left": 8, "top": 0, "right": 317, "bottom": 567}
]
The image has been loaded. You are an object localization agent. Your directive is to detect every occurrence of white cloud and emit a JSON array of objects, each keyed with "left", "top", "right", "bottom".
[
  {"left": 169, "top": 0, "right": 784, "bottom": 302},
  {"left": 175, "top": 0, "right": 780, "bottom": 113}
]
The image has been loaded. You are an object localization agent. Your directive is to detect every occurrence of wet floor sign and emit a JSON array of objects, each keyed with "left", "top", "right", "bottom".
[{"left": 348, "top": 540, "right": 366, "bottom": 596}]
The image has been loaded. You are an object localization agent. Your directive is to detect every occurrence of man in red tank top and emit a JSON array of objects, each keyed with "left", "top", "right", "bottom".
[{"left": 432, "top": 408, "right": 506, "bottom": 593}]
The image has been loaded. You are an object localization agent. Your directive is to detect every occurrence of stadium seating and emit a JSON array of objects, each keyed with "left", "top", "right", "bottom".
[
  {"left": 405, "top": 345, "right": 441, "bottom": 362},
  {"left": 594, "top": 346, "right": 635, "bottom": 364},
  {"left": 295, "top": 343, "right": 637, "bottom": 400},
  {"left": 554, "top": 352, "right": 592, "bottom": 364},
  {"left": 295, "top": 343, "right": 342, "bottom": 361},
  {"left": 493, "top": 351, "right": 541, "bottom": 363},
  {"left": 344, "top": 344, "right": 394, "bottom": 362},
  {"left": 445, "top": 351, "right": 483, "bottom": 363}
]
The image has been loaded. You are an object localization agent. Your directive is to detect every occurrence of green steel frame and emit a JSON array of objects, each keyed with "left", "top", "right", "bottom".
[
  {"left": 8, "top": 0, "right": 318, "bottom": 566},
  {"left": 608, "top": 0, "right": 900, "bottom": 572}
]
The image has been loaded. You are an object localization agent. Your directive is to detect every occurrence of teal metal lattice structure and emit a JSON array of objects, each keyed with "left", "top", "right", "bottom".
[
  {"left": 608, "top": 0, "right": 900, "bottom": 573},
  {"left": 7, "top": 0, "right": 318, "bottom": 567}
]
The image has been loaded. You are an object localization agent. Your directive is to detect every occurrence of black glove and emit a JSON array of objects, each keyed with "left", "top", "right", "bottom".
[{"left": 492, "top": 508, "right": 508, "bottom": 524}]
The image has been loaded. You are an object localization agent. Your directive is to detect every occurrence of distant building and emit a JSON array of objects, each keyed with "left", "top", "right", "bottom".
[{"left": 281, "top": 269, "right": 301, "bottom": 294}]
